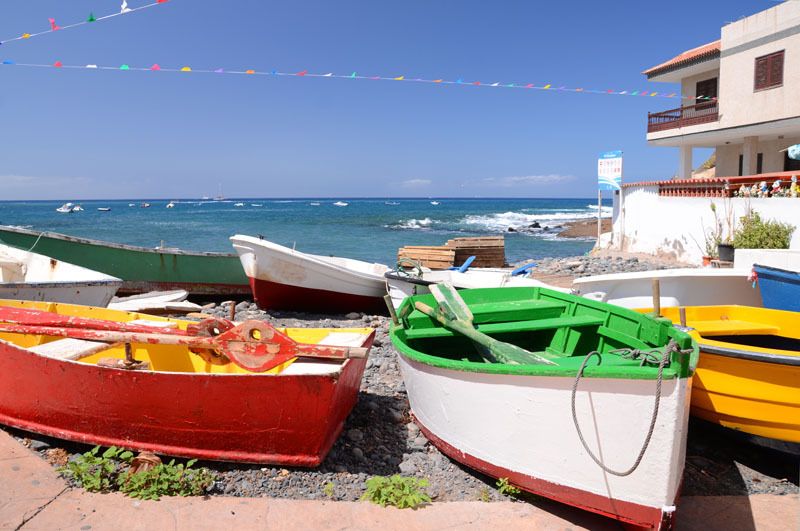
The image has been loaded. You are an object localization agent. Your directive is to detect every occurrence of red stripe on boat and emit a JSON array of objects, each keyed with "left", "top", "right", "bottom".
[{"left": 248, "top": 276, "right": 387, "bottom": 314}]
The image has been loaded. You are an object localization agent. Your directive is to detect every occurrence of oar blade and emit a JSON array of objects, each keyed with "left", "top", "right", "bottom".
[{"left": 429, "top": 282, "right": 473, "bottom": 324}]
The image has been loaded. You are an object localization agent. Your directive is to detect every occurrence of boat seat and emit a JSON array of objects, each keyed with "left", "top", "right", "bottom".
[
  {"left": 407, "top": 299, "right": 568, "bottom": 328},
  {"left": 28, "top": 338, "right": 121, "bottom": 361},
  {"left": 0, "top": 253, "right": 25, "bottom": 282},
  {"left": 689, "top": 320, "right": 780, "bottom": 336},
  {"left": 404, "top": 315, "right": 604, "bottom": 340}
]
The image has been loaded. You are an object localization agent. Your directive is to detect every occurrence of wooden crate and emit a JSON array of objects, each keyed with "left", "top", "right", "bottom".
[
  {"left": 398, "top": 246, "right": 455, "bottom": 269},
  {"left": 445, "top": 236, "right": 506, "bottom": 268}
]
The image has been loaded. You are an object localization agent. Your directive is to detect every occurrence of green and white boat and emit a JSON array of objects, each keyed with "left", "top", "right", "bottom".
[
  {"left": 389, "top": 285, "right": 698, "bottom": 530},
  {"left": 0, "top": 225, "right": 250, "bottom": 296}
]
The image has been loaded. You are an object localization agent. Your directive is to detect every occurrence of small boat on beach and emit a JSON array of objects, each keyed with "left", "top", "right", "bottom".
[
  {"left": 0, "top": 244, "right": 121, "bottom": 306},
  {"left": 333, "top": 201, "right": 349, "bottom": 207},
  {"left": 384, "top": 262, "right": 569, "bottom": 310},
  {"left": 647, "top": 305, "right": 800, "bottom": 444},
  {"left": 572, "top": 268, "right": 763, "bottom": 309},
  {"left": 752, "top": 264, "right": 800, "bottom": 312},
  {"left": 231, "top": 235, "right": 389, "bottom": 313},
  {"left": 0, "top": 225, "right": 250, "bottom": 296},
  {"left": 0, "top": 300, "right": 376, "bottom": 465},
  {"left": 56, "top": 203, "right": 75, "bottom": 213},
  {"left": 108, "top": 290, "right": 201, "bottom": 314},
  {"left": 390, "top": 285, "right": 697, "bottom": 529}
]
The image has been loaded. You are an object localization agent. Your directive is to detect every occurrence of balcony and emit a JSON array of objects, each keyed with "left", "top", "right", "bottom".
[{"left": 647, "top": 101, "right": 719, "bottom": 133}]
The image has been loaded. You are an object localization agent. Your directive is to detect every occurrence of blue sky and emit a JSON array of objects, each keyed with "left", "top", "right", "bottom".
[{"left": 0, "top": 0, "right": 781, "bottom": 200}]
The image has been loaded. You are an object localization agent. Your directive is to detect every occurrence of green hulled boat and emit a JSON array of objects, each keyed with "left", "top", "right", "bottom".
[
  {"left": 0, "top": 225, "right": 250, "bottom": 296},
  {"left": 390, "top": 285, "right": 698, "bottom": 529}
]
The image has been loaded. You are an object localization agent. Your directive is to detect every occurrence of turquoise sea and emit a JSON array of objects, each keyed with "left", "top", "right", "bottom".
[{"left": 0, "top": 198, "right": 611, "bottom": 267}]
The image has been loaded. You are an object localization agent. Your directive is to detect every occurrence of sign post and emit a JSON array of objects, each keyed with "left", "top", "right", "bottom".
[{"left": 597, "top": 151, "right": 623, "bottom": 248}]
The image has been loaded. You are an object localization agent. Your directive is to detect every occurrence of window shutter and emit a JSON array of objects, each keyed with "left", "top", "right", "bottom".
[
  {"left": 769, "top": 52, "right": 783, "bottom": 86},
  {"left": 755, "top": 57, "right": 768, "bottom": 89}
]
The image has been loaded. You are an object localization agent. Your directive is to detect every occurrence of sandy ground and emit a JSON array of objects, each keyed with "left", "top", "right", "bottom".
[{"left": 557, "top": 218, "right": 612, "bottom": 238}]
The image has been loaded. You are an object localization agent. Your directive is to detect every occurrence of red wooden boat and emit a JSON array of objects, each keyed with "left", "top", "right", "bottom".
[{"left": 0, "top": 300, "right": 375, "bottom": 465}]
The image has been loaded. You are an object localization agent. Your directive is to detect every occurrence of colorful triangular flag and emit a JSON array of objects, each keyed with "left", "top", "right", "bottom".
[
  {"left": 296, "top": 70, "right": 306, "bottom": 76},
  {"left": 87, "top": 12, "right": 97, "bottom": 22},
  {"left": 49, "top": 18, "right": 61, "bottom": 31},
  {"left": 349, "top": 72, "right": 356, "bottom": 78},
  {"left": 120, "top": 65, "right": 130, "bottom": 70},
  {"left": 121, "top": 1, "right": 131, "bottom": 13},
  {"left": 22, "top": 34, "right": 31, "bottom": 38},
  {"left": 214, "top": 69, "right": 223, "bottom": 73},
  {"left": 394, "top": 76, "right": 404, "bottom": 80},
  {"left": 181, "top": 67, "right": 191, "bottom": 71},
  {"left": 150, "top": 64, "right": 161, "bottom": 70},
  {"left": 52, "top": 61, "right": 63, "bottom": 67},
  {"left": 246, "top": 70, "right": 255, "bottom": 74}
]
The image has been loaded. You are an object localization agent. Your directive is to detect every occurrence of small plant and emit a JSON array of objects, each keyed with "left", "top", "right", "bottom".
[
  {"left": 476, "top": 486, "right": 491, "bottom": 502},
  {"left": 731, "top": 209, "right": 795, "bottom": 249},
  {"left": 360, "top": 475, "right": 431, "bottom": 509},
  {"left": 59, "top": 446, "right": 133, "bottom": 492},
  {"left": 59, "top": 446, "right": 215, "bottom": 501},
  {"left": 118, "top": 458, "right": 216, "bottom": 500},
  {"left": 496, "top": 477, "right": 521, "bottom": 498},
  {"left": 323, "top": 481, "right": 335, "bottom": 499}
]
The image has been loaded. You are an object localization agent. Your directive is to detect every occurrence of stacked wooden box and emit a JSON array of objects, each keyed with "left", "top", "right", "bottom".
[{"left": 397, "top": 236, "right": 505, "bottom": 269}]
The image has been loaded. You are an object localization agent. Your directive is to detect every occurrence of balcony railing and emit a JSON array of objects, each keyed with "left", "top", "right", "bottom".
[{"left": 647, "top": 101, "right": 719, "bottom": 133}]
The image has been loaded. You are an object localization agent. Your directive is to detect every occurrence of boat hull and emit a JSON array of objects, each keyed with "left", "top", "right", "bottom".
[
  {"left": 752, "top": 264, "right": 800, "bottom": 312},
  {"left": 572, "top": 268, "right": 763, "bottom": 309},
  {"left": 0, "top": 280, "right": 120, "bottom": 307},
  {"left": 653, "top": 306, "right": 800, "bottom": 443},
  {"left": 0, "top": 301, "right": 375, "bottom": 465},
  {"left": 397, "top": 353, "right": 690, "bottom": 529},
  {"left": 0, "top": 225, "right": 250, "bottom": 295},
  {"left": 231, "top": 235, "right": 389, "bottom": 314}
]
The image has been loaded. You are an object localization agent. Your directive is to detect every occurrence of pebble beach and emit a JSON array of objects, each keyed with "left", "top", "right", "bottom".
[{"left": 5, "top": 251, "right": 797, "bottom": 506}]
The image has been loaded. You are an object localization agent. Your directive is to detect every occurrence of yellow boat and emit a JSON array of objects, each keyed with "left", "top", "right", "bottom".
[
  {"left": 0, "top": 299, "right": 375, "bottom": 465},
  {"left": 644, "top": 306, "right": 800, "bottom": 443}
]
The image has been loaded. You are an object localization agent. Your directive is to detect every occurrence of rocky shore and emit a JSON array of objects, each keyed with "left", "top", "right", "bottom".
[{"left": 4, "top": 253, "right": 798, "bottom": 505}]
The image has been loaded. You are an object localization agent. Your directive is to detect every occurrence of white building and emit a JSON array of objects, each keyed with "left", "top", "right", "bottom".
[{"left": 610, "top": 1, "right": 800, "bottom": 263}]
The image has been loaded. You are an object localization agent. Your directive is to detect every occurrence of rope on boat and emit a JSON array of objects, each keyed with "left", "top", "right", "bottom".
[
  {"left": 26, "top": 231, "right": 50, "bottom": 253},
  {"left": 570, "top": 340, "right": 683, "bottom": 477},
  {"left": 395, "top": 258, "right": 424, "bottom": 278}
]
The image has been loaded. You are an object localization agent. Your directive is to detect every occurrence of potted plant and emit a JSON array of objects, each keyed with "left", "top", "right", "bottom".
[
  {"left": 731, "top": 208, "right": 795, "bottom": 251},
  {"left": 714, "top": 201, "right": 736, "bottom": 262}
]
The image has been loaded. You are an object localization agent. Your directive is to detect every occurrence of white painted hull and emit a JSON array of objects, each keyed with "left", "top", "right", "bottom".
[
  {"left": 397, "top": 353, "right": 691, "bottom": 528},
  {"left": 572, "top": 268, "right": 763, "bottom": 309},
  {"left": 385, "top": 268, "right": 569, "bottom": 310},
  {"left": 231, "top": 235, "right": 388, "bottom": 297},
  {"left": 0, "top": 244, "right": 121, "bottom": 307}
]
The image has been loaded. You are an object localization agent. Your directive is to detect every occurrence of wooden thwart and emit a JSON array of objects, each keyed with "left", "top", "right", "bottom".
[{"left": 28, "top": 338, "right": 121, "bottom": 361}]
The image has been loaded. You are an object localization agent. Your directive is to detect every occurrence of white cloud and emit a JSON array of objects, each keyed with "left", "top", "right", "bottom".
[
  {"left": 399, "top": 178, "right": 432, "bottom": 188},
  {"left": 467, "top": 174, "right": 575, "bottom": 188}
]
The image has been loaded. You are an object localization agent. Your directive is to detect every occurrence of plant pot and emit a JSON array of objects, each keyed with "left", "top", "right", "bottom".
[
  {"left": 702, "top": 256, "right": 712, "bottom": 266},
  {"left": 718, "top": 243, "right": 734, "bottom": 262}
]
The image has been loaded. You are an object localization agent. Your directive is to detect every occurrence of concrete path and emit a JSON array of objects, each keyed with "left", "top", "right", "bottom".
[{"left": 1, "top": 431, "right": 796, "bottom": 530}]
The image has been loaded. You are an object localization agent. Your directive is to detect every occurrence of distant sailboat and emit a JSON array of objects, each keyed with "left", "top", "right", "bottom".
[{"left": 213, "top": 184, "right": 226, "bottom": 201}]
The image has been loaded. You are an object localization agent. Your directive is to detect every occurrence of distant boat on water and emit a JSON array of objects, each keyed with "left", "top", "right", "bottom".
[
  {"left": 166, "top": 201, "right": 175, "bottom": 208},
  {"left": 385, "top": 201, "right": 400, "bottom": 205},
  {"left": 430, "top": 201, "right": 440, "bottom": 205},
  {"left": 309, "top": 202, "right": 321, "bottom": 206},
  {"left": 333, "top": 201, "right": 349, "bottom": 207},
  {"left": 234, "top": 202, "right": 245, "bottom": 207},
  {"left": 128, "top": 203, "right": 135, "bottom": 207},
  {"left": 213, "top": 184, "right": 226, "bottom": 201},
  {"left": 73, "top": 205, "right": 84, "bottom": 212},
  {"left": 97, "top": 207, "right": 111, "bottom": 212},
  {"left": 56, "top": 203, "right": 75, "bottom": 213},
  {"left": 140, "top": 203, "right": 151, "bottom": 208},
  {"left": 251, "top": 203, "right": 263, "bottom": 207}
]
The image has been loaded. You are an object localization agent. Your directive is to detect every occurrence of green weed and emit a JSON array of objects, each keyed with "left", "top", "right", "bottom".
[
  {"left": 360, "top": 475, "right": 431, "bottom": 509},
  {"left": 496, "top": 477, "right": 521, "bottom": 498}
]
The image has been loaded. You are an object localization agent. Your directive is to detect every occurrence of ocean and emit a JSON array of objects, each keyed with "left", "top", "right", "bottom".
[{"left": 0, "top": 198, "right": 611, "bottom": 267}]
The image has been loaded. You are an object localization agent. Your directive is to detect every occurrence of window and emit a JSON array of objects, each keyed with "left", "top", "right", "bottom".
[
  {"left": 738, "top": 153, "right": 764, "bottom": 176},
  {"left": 754, "top": 51, "right": 784, "bottom": 91}
]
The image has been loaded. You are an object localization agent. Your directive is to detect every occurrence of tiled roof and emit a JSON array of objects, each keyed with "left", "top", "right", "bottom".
[{"left": 643, "top": 40, "right": 721, "bottom": 78}]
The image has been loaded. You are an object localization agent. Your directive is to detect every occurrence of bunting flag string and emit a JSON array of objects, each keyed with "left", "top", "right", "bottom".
[
  {"left": 0, "top": 60, "right": 719, "bottom": 102},
  {"left": 0, "top": 1, "right": 169, "bottom": 47}
]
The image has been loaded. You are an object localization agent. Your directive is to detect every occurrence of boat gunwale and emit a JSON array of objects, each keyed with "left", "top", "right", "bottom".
[
  {"left": 752, "top": 263, "right": 800, "bottom": 276},
  {"left": 698, "top": 342, "right": 800, "bottom": 366},
  {"left": 0, "top": 225, "right": 238, "bottom": 258},
  {"left": 0, "top": 279, "right": 123, "bottom": 289}
]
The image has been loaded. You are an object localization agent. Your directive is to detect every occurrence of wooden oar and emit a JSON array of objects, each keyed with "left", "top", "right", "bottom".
[
  {"left": 0, "top": 305, "right": 187, "bottom": 335},
  {"left": 418, "top": 283, "right": 556, "bottom": 366},
  {"left": 0, "top": 320, "right": 369, "bottom": 372}
]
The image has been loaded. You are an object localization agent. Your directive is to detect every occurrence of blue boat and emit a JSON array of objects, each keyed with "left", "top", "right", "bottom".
[{"left": 753, "top": 264, "right": 800, "bottom": 312}]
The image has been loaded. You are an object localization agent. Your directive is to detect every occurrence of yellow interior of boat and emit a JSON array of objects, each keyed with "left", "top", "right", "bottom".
[{"left": 0, "top": 300, "right": 371, "bottom": 375}]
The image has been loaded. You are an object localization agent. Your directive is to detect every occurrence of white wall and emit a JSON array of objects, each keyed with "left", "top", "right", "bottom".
[
  {"left": 614, "top": 188, "right": 800, "bottom": 264},
  {"left": 716, "top": 136, "right": 800, "bottom": 175}
]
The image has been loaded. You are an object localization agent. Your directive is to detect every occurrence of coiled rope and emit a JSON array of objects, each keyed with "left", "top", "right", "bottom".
[{"left": 570, "top": 340, "right": 683, "bottom": 476}]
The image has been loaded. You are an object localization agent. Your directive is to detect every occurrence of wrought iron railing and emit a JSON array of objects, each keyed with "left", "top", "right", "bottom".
[{"left": 647, "top": 101, "right": 718, "bottom": 133}]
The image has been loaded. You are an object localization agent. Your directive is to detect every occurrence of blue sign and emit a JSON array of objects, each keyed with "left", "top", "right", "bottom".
[{"left": 598, "top": 151, "right": 623, "bottom": 190}]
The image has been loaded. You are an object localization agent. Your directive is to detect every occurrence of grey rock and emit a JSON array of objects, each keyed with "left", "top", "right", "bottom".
[
  {"left": 399, "top": 459, "right": 417, "bottom": 475},
  {"left": 347, "top": 429, "right": 364, "bottom": 442},
  {"left": 29, "top": 439, "right": 50, "bottom": 451},
  {"left": 345, "top": 312, "right": 360, "bottom": 320}
]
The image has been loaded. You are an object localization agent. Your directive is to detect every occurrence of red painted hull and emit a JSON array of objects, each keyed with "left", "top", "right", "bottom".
[
  {"left": 0, "top": 332, "right": 374, "bottom": 465},
  {"left": 118, "top": 280, "right": 252, "bottom": 296},
  {"left": 415, "top": 416, "right": 676, "bottom": 530},
  {"left": 248, "top": 276, "right": 387, "bottom": 314}
]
